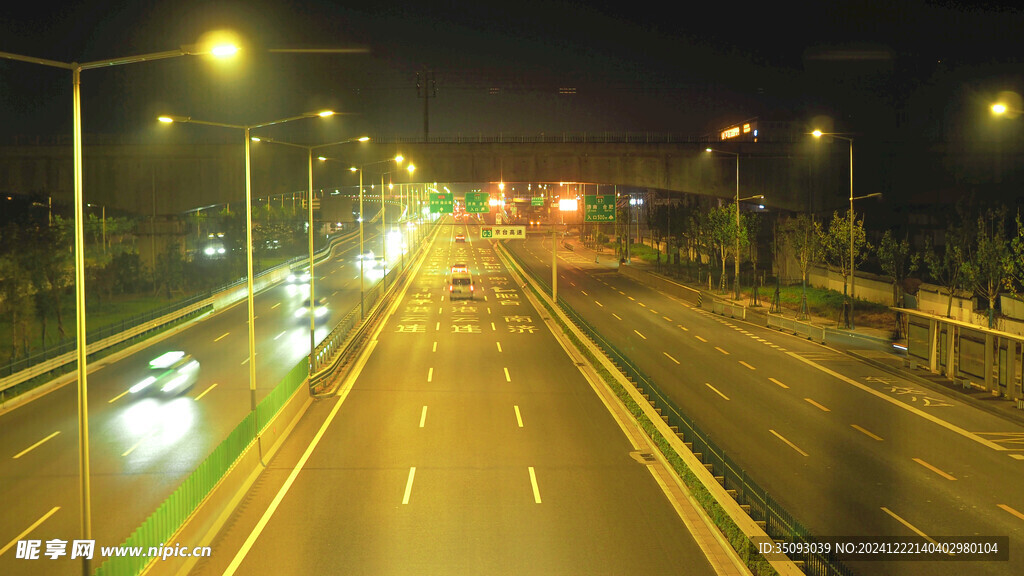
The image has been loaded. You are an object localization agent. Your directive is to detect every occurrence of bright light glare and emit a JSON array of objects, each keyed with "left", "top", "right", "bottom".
[
  {"left": 812, "top": 130, "right": 823, "bottom": 138},
  {"left": 559, "top": 198, "right": 578, "bottom": 212},
  {"left": 158, "top": 116, "right": 174, "bottom": 123},
  {"left": 211, "top": 44, "right": 239, "bottom": 58},
  {"left": 992, "top": 103, "right": 1007, "bottom": 115},
  {"left": 318, "top": 110, "right": 335, "bottom": 117},
  {"left": 150, "top": 351, "right": 185, "bottom": 369}
]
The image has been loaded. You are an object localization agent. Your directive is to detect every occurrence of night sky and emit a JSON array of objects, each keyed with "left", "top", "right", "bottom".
[{"left": 2, "top": 0, "right": 1023, "bottom": 212}]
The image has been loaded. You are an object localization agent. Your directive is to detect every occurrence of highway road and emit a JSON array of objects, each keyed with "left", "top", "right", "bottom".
[
  {"left": 0, "top": 210, "right": 398, "bottom": 575},
  {"left": 189, "top": 221, "right": 722, "bottom": 575},
  {"left": 505, "top": 229, "right": 1024, "bottom": 576}
]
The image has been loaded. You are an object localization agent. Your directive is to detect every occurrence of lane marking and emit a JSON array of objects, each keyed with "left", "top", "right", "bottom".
[
  {"left": 122, "top": 431, "right": 155, "bottom": 457},
  {"left": 768, "top": 378, "right": 789, "bottom": 389},
  {"left": 705, "top": 383, "right": 730, "bottom": 401},
  {"left": 788, "top": 352, "right": 1006, "bottom": 451},
  {"left": 739, "top": 361, "right": 755, "bottom": 370},
  {"left": 108, "top": 389, "right": 130, "bottom": 404},
  {"left": 214, "top": 332, "right": 230, "bottom": 342},
  {"left": 595, "top": 301, "right": 604, "bottom": 307},
  {"left": 402, "top": 467, "right": 417, "bottom": 504},
  {"left": 274, "top": 331, "right": 286, "bottom": 340},
  {"left": 638, "top": 302, "right": 646, "bottom": 307},
  {"left": 13, "top": 431, "right": 60, "bottom": 459},
  {"left": 270, "top": 302, "right": 281, "bottom": 309},
  {"left": 715, "top": 346, "right": 729, "bottom": 355},
  {"left": 627, "top": 296, "right": 635, "bottom": 301},
  {"left": 695, "top": 335, "right": 707, "bottom": 342},
  {"left": 633, "top": 330, "right": 647, "bottom": 340},
  {"left": 769, "top": 429, "right": 809, "bottom": 457},
  {"left": 1010, "top": 454, "right": 1024, "bottom": 461},
  {"left": 194, "top": 383, "right": 218, "bottom": 401},
  {"left": 432, "top": 341, "right": 437, "bottom": 352},
  {"left": 0, "top": 506, "right": 60, "bottom": 557},
  {"left": 852, "top": 424, "right": 884, "bottom": 441},
  {"left": 581, "top": 290, "right": 588, "bottom": 296},
  {"left": 998, "top": 504, "right": 1024, "bottom": 521},
  {"left": 881, "top": 507, "right": 937, "bottom": 544},
  {"left": 496, "top": 342, "right": 502, "bottom": 352},
  {"left": 419, "top": 406, "right": 428, "bottom": 428},
  {"left": 514, "top": 405, "right": 524, "bottom": 427},
  {"left": 804, "top": 398, "right": 830, "bottom": 412},
  {"left": 663, "top": 352, "right": 680, "bottom": 365},
  {"left": 677, "top": 324, "right": 688, "bottom": 331},
  {"left": 491, "top": 322, "right": 496, "bottom": 331},
  {"left": 612, "top": 313, "right": 622, "bottom": 320},
  {"left": 528, "top": 467, "right": 542, "bottom": 503},
  {"left": 913, "top": 457, "right": 957, "bottom": 481},
  {"left": 663, "top": 316, "right": 672, "bottom": 322},
  {"left": 427, "top": 368, "right": 433, "bottom": 383},
  {"left": 504, "top": 367, "right": 511, "bottom": 382},
  {"left": 435, "top": 321, "right": 440, "bottom": 331}
]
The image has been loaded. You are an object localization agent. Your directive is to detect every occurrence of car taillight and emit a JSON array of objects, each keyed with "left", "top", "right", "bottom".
[{"left": 449, "top": 285, "right": 453, "bottom": 291}]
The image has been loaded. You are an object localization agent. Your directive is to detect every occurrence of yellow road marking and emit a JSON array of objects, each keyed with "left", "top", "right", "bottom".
[
  {"left": 194, "top": 383, "right": 218, "bottom": 401},
  {"left": 705, "top": 383, "right": 730, "bottom": 400},
  {"left": 804, "top": 398, "right": 830, "bottom": 412},
  {"left": 769, "top": 429, "right": 809, "bottom": 457},
  {"left": 913, "top": 457, "right": 957, "bottom": 480},
  {"left": 663, "top": 352, "right": 680, "bottom": 364},
  {"left": 998, "top": 504, "right": 1024, "bottom": 521},
  {"left": 739, "top": 361, "right": 755, "bottom": 370},
  {"left": 13, "top": 431, "right": 60, "bottom": 459},
  {"left": 851, "top": 424, "right": 884, "bottom": 441},
  {"left": 768, "top": 378, "right": 789, "bottom": 389},
  {"left": 881, "top": 507, "right": 937, "bottom": 544}
]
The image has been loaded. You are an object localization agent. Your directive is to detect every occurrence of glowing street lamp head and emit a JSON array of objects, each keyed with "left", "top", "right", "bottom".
[
  {"left": 812, "top": 130, "right": 823, "bottom": 138},
  {"left": 317, "top": 110, "right": 335, "bottom": 117},
  {"left": 395, "top": 154, "right": 404, "bottom": 164},
  {"left": 350, "top": 166, "right": 358, "bottom": 172},
  {"left": 705, "top": 147, "right": 712, "bottom": 152},
  {"left": 992, "top": 103, "right": 1008, "bottom": 115},
  {"left": 211, "top": 44, "right": 239, "bottom": 58},
  {"left": 158, "top": 116, "right": 174, "bottom": 123},
  {"left": 407, "top": 164, "right": 415, "bottom": 174},
  {"left": 358, "top": 136, "right": 370, "bottom": 142}
]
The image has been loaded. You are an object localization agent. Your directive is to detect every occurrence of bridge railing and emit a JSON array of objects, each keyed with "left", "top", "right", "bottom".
[{"left": 370, "top": 132, "right": 722, "bottom": 144}]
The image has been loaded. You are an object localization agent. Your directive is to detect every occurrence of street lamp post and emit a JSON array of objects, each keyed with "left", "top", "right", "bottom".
[
  {"left": 159, "top": 111, "right": 335, "bottom": 411},
  {"left": 1, "top": 42, "right": 236, "bottom": 575},
  {"left": 255, "top": 136, "right": 368, "bottom": 374},
  {"left": 706, "top": 148, "right": 763, "bottom": 300},
  {"left": 812, "top": 130, "right": 880, "bottom": 329}
]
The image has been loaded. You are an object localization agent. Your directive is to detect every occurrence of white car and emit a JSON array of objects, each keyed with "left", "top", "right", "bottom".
[{"left": 130, "top": 351, "right": 200, "bottom": 396}]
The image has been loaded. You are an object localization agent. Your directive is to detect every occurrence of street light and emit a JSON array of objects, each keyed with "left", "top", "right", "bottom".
[
  {"left": 1, "top": 41, "right": 237, "bottom": 574},
  {"left": 250, "top": 135, "right": 368, "bottom": 375},
  {"left": 706, "top": 148, "right": 763, "bottom": 300},
  {"left": 343, "top": 155, "right": 406, "bottom": 317},
  {"left": 159, "top": 110, "right": 335, "bottom": 412},
  {"left": 812, "top": 130, "right": 880, "bottom": 329}
]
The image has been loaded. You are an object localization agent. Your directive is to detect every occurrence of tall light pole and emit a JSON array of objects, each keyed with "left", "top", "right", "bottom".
[
  {"left": 1, "top": 41, "right": 237, "bottom": 575},
  {"left": 346, "top": 155, "right": 407, "bottom": 317},
  {"left": 253, "top": 136, "right": 368, "bottom": 373},
  {"left": 812, "top": 130, "right": 880, "bottom": 328},
  {"left": 706, "top": 148, "right": 763, "bottom": 300},
  {"left": 159, "top": 110, "right": 335, "bottom": 411}
]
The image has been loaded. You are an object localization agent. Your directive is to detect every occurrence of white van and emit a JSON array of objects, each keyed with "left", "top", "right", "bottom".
[{"left": 448, "top": 263, "right": 474, "bottom": 300}]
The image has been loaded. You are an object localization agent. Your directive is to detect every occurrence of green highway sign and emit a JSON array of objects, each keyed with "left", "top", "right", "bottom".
[
  {"left": 531, "top": 197, "right": 545, "bottom": 207},
  {"left": 465, "top": 192, "right": 489, "bottom": 213},
  {"left": 584, "top": 195, "right": 616, "bottom": 222},
  {"left": 480, "top": 226, "right": 526, "bottom": 239},
  {"left": 429, "top": 192, "right": 454, "bottom": 214}
]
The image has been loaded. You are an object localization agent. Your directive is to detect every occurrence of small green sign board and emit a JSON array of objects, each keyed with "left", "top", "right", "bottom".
[
  {"left": 481, "top": 226, "right": 526, "bottom": 239},
  {"left": 531, "top": 197, "right": 545, "bottom": 207},
  {"left": 465, "top": 192, "right": 489, "bottom": 213},
  {"left": 584, "top": 195, "right": 616, "bottom": 222},
  {"left": 430, "top": 192, "right": 454, "bottom": 214}
]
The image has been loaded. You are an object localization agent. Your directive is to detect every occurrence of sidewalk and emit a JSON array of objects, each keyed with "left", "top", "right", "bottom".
[{"left": 565, "top": 236, "right": 1024, "bottom": 427}]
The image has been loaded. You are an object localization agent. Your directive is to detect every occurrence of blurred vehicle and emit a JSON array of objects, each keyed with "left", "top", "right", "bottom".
[
  {"left": 294, "top": 297, "right": 329, "bottom": 322},
  {"left": 287, "top": 264, "right": 311, "bottom": 284},
  {"left": 357, "top": 251, "right": 376, "bottom": 270},
  {"left": 454, "top": 233, "right": 466, "bottom": 243},
  {"left": 129, "top": 351, "right": 200, "bottom": 396},
  {"left": 448, "top": 263, "right": 474, "bottom": 300}
]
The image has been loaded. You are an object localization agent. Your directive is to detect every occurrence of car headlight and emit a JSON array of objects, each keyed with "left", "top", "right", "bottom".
[{"left": 130, "top": 376, "right": 156, "bottom": 394}]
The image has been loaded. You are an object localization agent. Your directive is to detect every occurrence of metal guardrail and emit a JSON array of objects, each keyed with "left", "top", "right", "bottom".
[
  {"left": 502, "top": 244, "right": 854, "bottom": 576},
  {"left": 0, "top": 230, "right": 360, "bottom": 397},
  {"left": 767, "top": 313, "right": 827, "bottom": 343}
]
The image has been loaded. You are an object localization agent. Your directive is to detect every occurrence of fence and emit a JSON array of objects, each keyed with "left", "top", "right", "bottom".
[
  {"left": 503, "top": 245, "right": 854, "bottom": 576},
  {"left": 93, "top": 359, "right": 308, "bottom": 576}
]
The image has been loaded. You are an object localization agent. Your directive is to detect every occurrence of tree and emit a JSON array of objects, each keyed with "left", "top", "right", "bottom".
[
  {"left": 877, "top": 230, "right": 920, "bottom": 337},
  {"left": 745, "top": 212, "right": 763, "bottom": 306},
  {"left": 962, "top": 207, "right": 1011, "bottom": 328},
  {"left": 781, "top": 214, "right": 819, "bottom": 319},
  {"left": 1007, "top": 212, "right": 1024, "bottom": 298},
  {"left": 28, "top": 216, "right": 73, "bottom": 341},
  {"left": 707, "top": 204, "right": 736, "bottom": 293},
  {"left": 817, "top": 210, "right": 870, "bottom": 327}
]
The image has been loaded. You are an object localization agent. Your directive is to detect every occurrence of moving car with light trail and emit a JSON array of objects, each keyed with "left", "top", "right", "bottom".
[{"left": 130, "top": 351, "right": 200, "bottom": 396}]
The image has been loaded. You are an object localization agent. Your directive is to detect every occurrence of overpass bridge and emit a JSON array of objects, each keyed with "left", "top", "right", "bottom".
[{"left": 1, "top": 133, "right": 851, "bottom": 216}]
